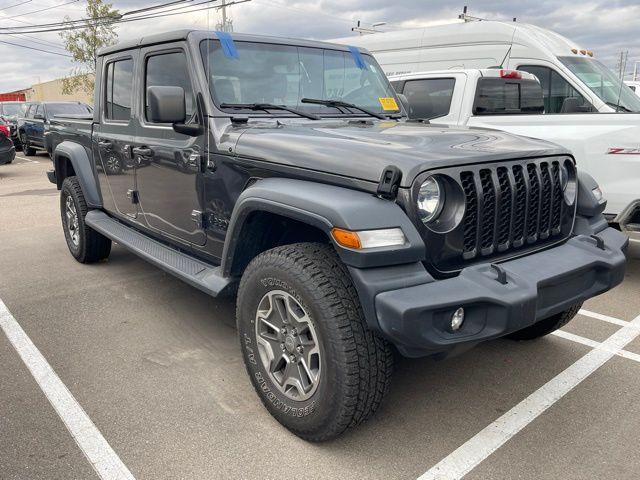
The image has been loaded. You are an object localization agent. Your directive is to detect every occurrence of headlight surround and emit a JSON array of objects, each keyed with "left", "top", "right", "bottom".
[
  {"left": 561, "top": 160, "right": 577, "bottom": 205},
  {"left": 417, "top": 176, "right": 444, "bottom": 224}
]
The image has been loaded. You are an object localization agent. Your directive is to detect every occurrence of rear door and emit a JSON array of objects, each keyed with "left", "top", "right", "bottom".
[
  {"left": 93, "top": 51, "right": 139, "bottom": 218},
  {"left": 134, "top": 43, "right": 206, "bottom": 246}
]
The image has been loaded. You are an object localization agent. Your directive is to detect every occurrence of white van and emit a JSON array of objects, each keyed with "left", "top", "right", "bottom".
[
  {"left": 332, "top": 20, "right": 640, "bottom": 114},
  {"left": 388, "top": 68, "right": 640, "bottom": 231}
]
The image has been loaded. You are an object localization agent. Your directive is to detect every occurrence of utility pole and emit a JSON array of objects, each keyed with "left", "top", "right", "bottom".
[
  {"left": 616, "top": 50, "right": 629, "bottom": 79},
  {"left": 216, "top": 0, "right": 237, "bottom": 32}
]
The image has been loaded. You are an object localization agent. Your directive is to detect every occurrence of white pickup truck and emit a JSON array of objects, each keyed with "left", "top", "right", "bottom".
[{"left": 390, "top": 69, "right": 640, "bottom": 232}]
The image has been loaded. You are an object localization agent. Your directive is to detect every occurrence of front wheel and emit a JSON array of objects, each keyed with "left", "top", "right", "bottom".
[
  {"left": 60, "top": 176, "right": 111, "bottom": 263},
  {"left": 22, "top": 138, "right": 36, "bottom": 156},
  {"left": 237, "top": 243, "right": 393, "bottom": 442},
  {"left": 507, "top": 303, "right": 582, "bottom": 340}
]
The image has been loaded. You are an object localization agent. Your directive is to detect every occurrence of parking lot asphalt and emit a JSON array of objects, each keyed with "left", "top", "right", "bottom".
[{"left": 1, "top": 154, "right": 640, "bottom": 480}]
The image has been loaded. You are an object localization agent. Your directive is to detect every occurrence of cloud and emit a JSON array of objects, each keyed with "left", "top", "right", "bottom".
[{"left": 0, "top": 0, "right": 638, "bottom": 93}]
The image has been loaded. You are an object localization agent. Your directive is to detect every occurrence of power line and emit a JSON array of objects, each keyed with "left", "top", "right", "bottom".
[
  {"left": 6, "top": 32, "right": 67, "bottom": 50},
  {"left": 0, "top": 0, "right": 33, "bottom": 12},
  {"left": 2, "top": 0, "right": 81, "bottom": 21},
  {"left": 0, "top": 38, "right": 72, "bottom": 57}
]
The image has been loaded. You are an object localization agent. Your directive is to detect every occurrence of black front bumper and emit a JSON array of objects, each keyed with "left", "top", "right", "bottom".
[{"left": 370, "top": 227, "right": 628, "bottom": 357}]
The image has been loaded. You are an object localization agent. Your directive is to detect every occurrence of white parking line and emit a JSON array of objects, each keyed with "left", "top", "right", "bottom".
[
  {"left": 552, "top": 330, "right": 640, "bottom": 364},
  {"left": 417, "top": 312, "right": 640, "bottom": 480},
  {"left": 579, "top": 309, "right": 634, "bottom": 328},
  {"left": 0, "top": 299, "right": 136, "bottom": 480},
  {"left": 14, "top": 155, "right": 40, "bottom": 164}
]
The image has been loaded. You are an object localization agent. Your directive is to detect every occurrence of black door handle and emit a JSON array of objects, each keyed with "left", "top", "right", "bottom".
[
  {"left": 98, "top": 140, "right": 112, "bottom": 147},
  {"left": 132, "top": 146, "right": 153, "bottom": 157}
]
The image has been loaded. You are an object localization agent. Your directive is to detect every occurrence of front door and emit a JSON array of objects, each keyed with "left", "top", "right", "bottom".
[
  {"left": 134, "top": 44, "right": 206, "bottom": 246},
  {"left": 94, "top": 52, "right": 139, "bottom": 218}
]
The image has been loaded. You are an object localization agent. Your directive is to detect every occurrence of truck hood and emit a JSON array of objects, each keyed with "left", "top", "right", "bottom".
[{"left": 232, "top": 120, "right": 568, "bottom": 187}]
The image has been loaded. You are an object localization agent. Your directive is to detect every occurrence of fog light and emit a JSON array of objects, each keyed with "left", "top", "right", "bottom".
[{"left": 451, "top": 307, "right": 465, "bottom": 331}]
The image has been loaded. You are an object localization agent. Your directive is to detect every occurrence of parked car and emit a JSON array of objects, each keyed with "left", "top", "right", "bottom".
[
  {"left": 20, "top": 101, "right": 92, "bottom": 157},
  {"left": 390, "top": 68, "right": 640, "bottom": 232},
  {"left": 48, "top": 30, "right": 628, "bottom": 441},
  {"left": 0, "top": 101, "right": 26, "bottom": 150},
  {"left": 333, "top": 19, "right": 640, "bottom": 114},
  {"left": 0, "top": 120, "right": 16, "bottom": 165}
]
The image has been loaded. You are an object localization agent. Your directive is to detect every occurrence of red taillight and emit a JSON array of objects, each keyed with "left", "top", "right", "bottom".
[
  {"left": 0, "top": 125, "right": 9, "bottom": 138},
  {"left": 499, "top": 69, "right": 522, "bottom": 79}
]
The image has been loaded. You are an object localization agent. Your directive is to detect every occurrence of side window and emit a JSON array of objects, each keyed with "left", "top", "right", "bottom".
[
  {"left": 389, "top": 80, "right": 403, "bottom": 93},
  {"left": 145, "top": 51, "right": 195, "bottom": 122},
  {"left": 402, "top": 78, "right": 455, "bottom": 119},
  {"left": 35, "top": 105, "right": 42, "bottom": 116},
  {"left": 104, "top": 58, "right": 134, "bottom": 121},
  {"left": 518, "top": 65, "right": 591, "bottom": 113}
]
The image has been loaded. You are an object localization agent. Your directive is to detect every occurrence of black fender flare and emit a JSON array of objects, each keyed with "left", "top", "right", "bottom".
[
  {"left": 221, "top": 178, "right": 425, "bottom": 275},
  {"left": 53, "top": 141, "right": 102, "bottom": 208}
]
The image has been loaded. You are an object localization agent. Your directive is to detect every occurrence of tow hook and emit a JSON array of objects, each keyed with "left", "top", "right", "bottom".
[{"left": 490, "top": 264, "right": 508, "bottom": 285}]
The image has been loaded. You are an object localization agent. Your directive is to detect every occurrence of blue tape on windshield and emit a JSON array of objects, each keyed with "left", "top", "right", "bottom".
[
  {"left": 348, "top": 46, "right": 367, "bottom": 70},
  {"left": 215, "top": 31, "right": 239, "bottom": 59}
]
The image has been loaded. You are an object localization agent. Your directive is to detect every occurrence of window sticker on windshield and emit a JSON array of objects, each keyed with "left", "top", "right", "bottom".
[
  {"left": 214, "top": 31, "right": 239, "bottom": 59},
  {"left": 379, "top": 97, "right": 399, "bottom": 111},
  {"left": 348, "top": 46, "right": 367, "bottom": 70}
]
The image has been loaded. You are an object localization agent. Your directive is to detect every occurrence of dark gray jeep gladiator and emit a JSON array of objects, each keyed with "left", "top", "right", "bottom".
[{"left": 48, "top": 30, "right": 628, "bottom": 441}]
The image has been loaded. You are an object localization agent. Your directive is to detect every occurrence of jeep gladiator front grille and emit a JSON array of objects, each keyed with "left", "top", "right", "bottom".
[
  {"left": 461, "top": 160, "right": 566, "bottom": 259},
  {"left": 417, "top": 157, "right": 577, "bottom": 274}
]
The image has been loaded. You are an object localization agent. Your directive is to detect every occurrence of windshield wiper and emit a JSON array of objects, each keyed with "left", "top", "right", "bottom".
[
  {"left": 220, "top": 103, "right": 320, "bottom": 120},
  {"left": 300, "top": 98, "right": 388, "bottom": 120},
  {"left": 605, "top": 101, "right": 632, "bottom": 113}
]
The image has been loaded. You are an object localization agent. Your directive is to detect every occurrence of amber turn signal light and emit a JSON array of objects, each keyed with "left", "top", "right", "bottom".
[{"left": 331, "top": 228, "right": 362, "bottom": 249}]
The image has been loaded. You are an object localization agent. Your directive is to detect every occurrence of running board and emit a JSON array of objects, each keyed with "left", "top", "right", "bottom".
[{"left": 85, "top": 210, "right": 235, "bottom": 297}]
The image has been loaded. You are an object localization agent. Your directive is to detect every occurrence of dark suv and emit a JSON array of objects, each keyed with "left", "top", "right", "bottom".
[
  {"left": 20, "top": 101, "right": 92, "bottom": 156},
  {"left": 0, "top": 101, "right": 26, "bottom": 149},
  {"left": 47, "top": 30, "right": 628, "bottom": 441}
]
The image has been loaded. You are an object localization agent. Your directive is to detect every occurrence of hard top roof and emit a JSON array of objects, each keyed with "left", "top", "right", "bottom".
[{"left": 98, "top": 30, "right": 369, "bottom": 56}]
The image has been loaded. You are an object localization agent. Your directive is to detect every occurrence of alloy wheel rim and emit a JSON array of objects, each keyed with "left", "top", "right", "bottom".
[
  {"left": 106, "top": 155, "right": 120, "bottom": 172},
  {"left": 65, "top": 195, "right": 80, "bottom": 247},
  {"left": 255, "top": 290, "right": 321, "bottom": 401}
]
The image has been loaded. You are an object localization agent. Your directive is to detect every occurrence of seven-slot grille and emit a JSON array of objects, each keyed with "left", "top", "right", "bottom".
[{"left": 460, "top": 159, "right": 567, "bottom": 260}]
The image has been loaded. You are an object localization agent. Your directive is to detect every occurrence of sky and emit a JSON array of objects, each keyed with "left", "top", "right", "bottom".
[{"left": 0, "top": 0, "right": 639, "bottom": 92}]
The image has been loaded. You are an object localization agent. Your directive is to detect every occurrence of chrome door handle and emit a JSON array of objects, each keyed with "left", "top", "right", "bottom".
[
  {"left": 98, "top": 140, "right": 112, "bottom": 147},
  {"left": 132, "top": 146, "right": 153, "bottom": 157}
]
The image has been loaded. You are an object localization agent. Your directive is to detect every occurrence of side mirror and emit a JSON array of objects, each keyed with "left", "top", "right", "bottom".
[
  {"left": 34, "top": 114, "right": 45, "bottom": 120},
  {"left": 147, "top": 86, "right": 186, "bottom": 124}
]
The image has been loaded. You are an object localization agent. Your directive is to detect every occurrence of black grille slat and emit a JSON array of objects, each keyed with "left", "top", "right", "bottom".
[
  {"left": 526, "top": 164, "right": 541, "bottom": 240},
  {"left": 539, "top": 163, "right": 552, "bottom": 238},
  {"left": 479, "top": 169, "right": 496, "bottom": 253},
  {"left": 454, "top": 159, "right": 573, "bottom": 265},
  {"left": 460, "top": 172, "right": 478, "bottom": 256},
  {"left": 496, "top": 167, "right": 512, "bottom": 248},
  {"left": 551, "top": 162, "right": 563, "bottom": 233},
  {"left": 512, "top": 165, "right": 527, "bottom": 247}
]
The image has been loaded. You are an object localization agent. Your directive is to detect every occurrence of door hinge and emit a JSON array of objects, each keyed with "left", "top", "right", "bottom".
[
  {"left": 377, "top": 165, "right": 402, "bottom": 199},
  {"left": 126, "top": 189, "right": 139, "bottom": 204},
  {"left": 191, "top": 210, "right": 207, "bottom": 229}
]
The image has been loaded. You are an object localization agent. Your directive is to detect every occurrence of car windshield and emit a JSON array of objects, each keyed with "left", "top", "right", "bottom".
[
  {"left": 559, "top": 56, "right": 640, "bottom": 112},
  {"left": 47, "top": 103, "right": 92, "bottom": 116},
  {"left": 200, "top": 39, "right": 400, "bottom": 116},
  {"left": 1, "top": 103, "right": 22, "bottom": 116}
]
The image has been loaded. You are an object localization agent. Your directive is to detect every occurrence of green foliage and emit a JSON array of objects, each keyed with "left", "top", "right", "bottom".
[{"left": 60, "top": 0, "right": 120, "bottom": 95}]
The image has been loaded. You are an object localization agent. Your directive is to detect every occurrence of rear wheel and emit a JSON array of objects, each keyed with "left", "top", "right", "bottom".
[
  {"left": 60, "top": 176, "right": 111, "bottom": 263},
  {"left": 507, "top": 304, "right": 582, "bottom": 340},
  {"left": 237, "top": 243, "right": 393, "bottom": 441},
  {"left": 22, "top": 138, "right": 36, "bottom": 156}
]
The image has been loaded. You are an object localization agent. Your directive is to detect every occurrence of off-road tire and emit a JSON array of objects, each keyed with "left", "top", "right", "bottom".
[
  {"left": 237, "top": 243, "right": 393, "bottom": 441},
  {"left": 507, "top": 303, "right": 582, "bottom": 340},
  {"left": 22, "top": 138, "right": 36, "bottom": 156},
  {"left": 60, "top": 176, "right": 111, "bottom": 263}
]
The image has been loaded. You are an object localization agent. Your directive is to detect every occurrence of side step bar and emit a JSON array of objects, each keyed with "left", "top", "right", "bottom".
[{"left": 85, "top": 210, "right": 235, "bottom": 297}]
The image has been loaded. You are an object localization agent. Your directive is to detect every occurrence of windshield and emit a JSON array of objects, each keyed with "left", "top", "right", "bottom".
[
  {"left": 200, "top": 39, "right": 400, "bottom": 116},
  {"left": 47, "top": 103, "right": 92, "bottom": 117},
  {"left": 559, "top": 57, "right": 640, "bottom": 112},
  {"left": 0, "top": 103, "right": 22, "bottom": 116}
]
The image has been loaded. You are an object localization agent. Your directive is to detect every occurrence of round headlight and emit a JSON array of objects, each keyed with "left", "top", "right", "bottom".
[{"left": 417, "top": 176, "right": 444, "bottom": 224}]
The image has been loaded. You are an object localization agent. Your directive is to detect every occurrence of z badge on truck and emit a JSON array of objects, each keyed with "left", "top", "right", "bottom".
[{"left": 607, "top": 147, "right": 640, "bottom": 155}]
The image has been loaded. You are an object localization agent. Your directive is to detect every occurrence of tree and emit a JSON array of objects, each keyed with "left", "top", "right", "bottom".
[{"left": 60, "top": 0, "right": 120, "bottom": 95}]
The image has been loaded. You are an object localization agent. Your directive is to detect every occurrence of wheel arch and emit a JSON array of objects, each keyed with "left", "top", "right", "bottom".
[
  {"left": 53, "top": 141, "right": 102, "bottom": 208},
  {"left": 221, "top": 178, "right": 425, "bottom": 277}
]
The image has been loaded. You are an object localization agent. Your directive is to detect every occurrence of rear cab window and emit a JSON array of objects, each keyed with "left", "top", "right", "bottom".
[
  {"left": 104, "top": 58, "right": 134, "bottom": 122},
  {"left": 473, "top": 77, "right": 544, "bottom": 115},
  {"left": 401, "top": 78, "right": 456, "bottom": 120}
]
